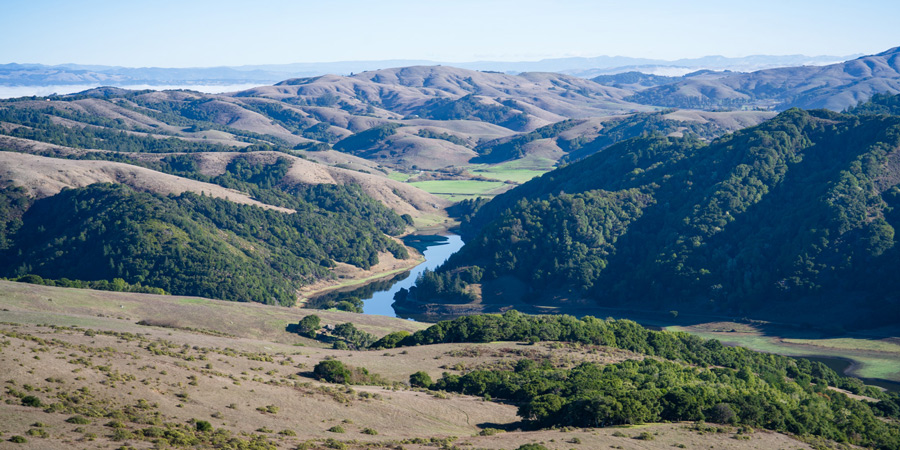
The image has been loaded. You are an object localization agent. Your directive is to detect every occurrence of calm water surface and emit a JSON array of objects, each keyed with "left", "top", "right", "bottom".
[{"left": 308, "top": 234, "right": 463, "bottom": 318}]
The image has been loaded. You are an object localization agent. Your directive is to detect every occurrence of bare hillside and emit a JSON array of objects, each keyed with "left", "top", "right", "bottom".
[
  {"left": 243, "top": 66, "right": 651, "bottom": 122},
  {"left": 0, "top": 151, "right": 293, "bottom": 212},
  {"left": 0, "top": 133, "right": 447, "bottom": 218},
  {"left": 629, "top": 46, "right": 900, "bottom": 111},
  {"left": 180, "top": 151, "right": 450, "bottom": 217}
]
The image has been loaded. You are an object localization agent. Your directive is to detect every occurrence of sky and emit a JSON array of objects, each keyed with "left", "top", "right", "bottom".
[{"left": 1, "top": 0, "right": 898, "bottom": 68}]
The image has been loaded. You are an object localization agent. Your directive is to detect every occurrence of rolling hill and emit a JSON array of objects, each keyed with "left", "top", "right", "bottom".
[
  {"left": 3, "top": 57, "right": 900, "bottom": 316},
  {"left": 0, "top": 131, "right": 428, "bottom": 305},
  {"left": 0, "top": 53, "right": 855, "bottom": 89},
  {"left": 0, "top": 65, "right": 778, "bottom": 184},
  {"left": 627, "top": 46, "right": 900, "bottom": 111},
  {"left": 0, "top": 151, "right": 291, "bottom": 212},
  {"left": 0, "top": 178, "right": 412, "bottom": 305}
]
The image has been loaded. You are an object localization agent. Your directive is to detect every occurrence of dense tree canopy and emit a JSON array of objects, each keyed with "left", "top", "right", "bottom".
[
  {"left": 416, "top": 102, "right": 900, "bottom": 328},
  {"left": 373, "top": 311, "right": 900, "bottom": 448},
  {"left": 0, "top": 182, "right": 407, "bottom": 305}
]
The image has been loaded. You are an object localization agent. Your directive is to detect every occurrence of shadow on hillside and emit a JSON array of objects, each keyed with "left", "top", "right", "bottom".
[{"left": 476, "top": 420, "right": 532, "bottom": 432}]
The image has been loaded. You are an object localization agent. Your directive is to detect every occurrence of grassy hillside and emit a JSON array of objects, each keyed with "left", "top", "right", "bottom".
[
  {"left": 0, "top": 111, "right": 448, "bottom": 220},
  {"left": 0, "top": 66, "right": 778, "bottom": 208},
  {"left": 0, "top": 281, "right": 892, "bottom": 449}
]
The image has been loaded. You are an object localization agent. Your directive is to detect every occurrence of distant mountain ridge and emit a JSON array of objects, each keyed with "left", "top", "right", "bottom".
[
  {"left": 0, "top": 53, "right": 856, "bottom": 88},
  {"left": 627, "top": 46, "right": 900, "bottom": 111}
]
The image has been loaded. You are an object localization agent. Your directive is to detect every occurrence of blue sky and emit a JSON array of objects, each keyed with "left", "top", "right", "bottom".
[{"left": 2, "top": 0, "right": 898, "bottom": 67}]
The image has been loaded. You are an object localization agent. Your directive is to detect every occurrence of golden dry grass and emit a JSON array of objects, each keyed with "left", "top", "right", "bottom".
[
  {"left": 0, "top": 282, "right": 828, "bottom": 450},
  {"left": 0, "top": 282, "right": 836, "bottom": 450},
  {"left": 0, "top": 151, "right": 293, "bottom": 212}
]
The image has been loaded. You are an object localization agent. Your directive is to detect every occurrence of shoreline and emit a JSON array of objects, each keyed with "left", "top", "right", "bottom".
[
  {"left": 294, "top": 253, "right": 425, "bottom": 306},
  {"left": 294, "top": 225, "right": 456, "bottom": 306}
]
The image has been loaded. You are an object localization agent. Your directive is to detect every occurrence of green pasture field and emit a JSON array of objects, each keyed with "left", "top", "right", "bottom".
[
  {"left": 408, "top": 180, "right": 511, "bottom": 201},
  {"left": 667, "top": 325, "right": 900, "bottom": 383},
  {"left": 468, "top": 157, "right": 555, "bottom": 183}
]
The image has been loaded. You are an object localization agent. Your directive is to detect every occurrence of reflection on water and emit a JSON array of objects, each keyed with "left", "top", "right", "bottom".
[
  {"left": 798, "top": 356, "right": 899, "bottom": 393},
  {"left": 307, "top": 233, "right": 464, "bottom": 318},
  {"left": 305, "top": 272, "right": 408, "bottom": 310}
]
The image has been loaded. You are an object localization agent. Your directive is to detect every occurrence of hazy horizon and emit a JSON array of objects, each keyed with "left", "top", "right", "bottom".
[
  {"left": 1, "top": 0, "right": 897, "bottom": 68},
  {"left": 0, "top": 53, "right": 863, "bottom": 70}
]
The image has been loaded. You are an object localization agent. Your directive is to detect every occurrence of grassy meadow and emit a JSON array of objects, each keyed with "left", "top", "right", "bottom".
[{"left": 408, "top": 179, "right": 512, "bottom": 201}]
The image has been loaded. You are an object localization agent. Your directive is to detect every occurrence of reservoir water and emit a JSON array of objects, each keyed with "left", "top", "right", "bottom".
[{"left": 307, "top": 233, "right": 464, "bottom": 318}]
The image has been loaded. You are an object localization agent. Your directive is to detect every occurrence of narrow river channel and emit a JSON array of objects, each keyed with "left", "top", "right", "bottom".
[{"left": 307, "top": 233, "right": 464, "bottom": 318}]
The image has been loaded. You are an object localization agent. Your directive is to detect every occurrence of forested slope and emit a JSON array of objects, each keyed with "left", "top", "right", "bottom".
[
  {"left": 0, "top": 182, "right": 408, "bottom": 305},
  {"left": 404, "top": 96, "right": 900, "bottom": 327},
  {"left": 0, "top": 151, "right": 412, "bottom": 305}
]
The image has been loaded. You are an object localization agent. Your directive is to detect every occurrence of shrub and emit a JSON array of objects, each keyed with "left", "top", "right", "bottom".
[
  {"left": 140, "top": 427, "right": 164, "bottom": 438},
  {"left": 328, "top": 425, "right": 345, "bottom": 433},
  {"left": 409, "top": 371, "right": 433, "bottom": 388},
  {"left": 26, "top": 428, "right": 48, "bottom": 438},
  {"left": 361, "top": 428, "right": 378, "bottom": 435},
  {"left": 314, "top": 360, "right": 351, "bottom": 384},
  {"left": 111, "top": 428, "right": 134, "bottom": 441},
  {"left": 331, "top": 322, "right": 377, "bottom": 349},
  {"left": 8, "top": 436, "right": 27, "bottom": 443},
  {"left": 66, "top": 415, "right": 91, "bottom": 424},
  {"left": 708, "top": 403, "right": 737, "bottom": 424},
  {"left": 634, "top": 432, "right": 654, "bottom": 441},
  {"left": 297, "top": 315, "right": 321, "bottom": 337},
  {"left": 516, "top": 444, "right": 549, "bottom": 450},
  {"left": 195, "top": 420, "right": 213, "bottom": 432},
  {"left": 20, "top": 395, "right": 42, "bottom": 407},
  {"left": 370, "top": 331, "right": 411, "bottom": 349}
]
